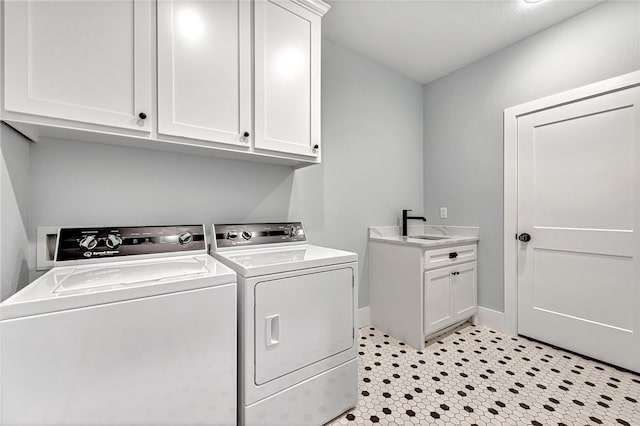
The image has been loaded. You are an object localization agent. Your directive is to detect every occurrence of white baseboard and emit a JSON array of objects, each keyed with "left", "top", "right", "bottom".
[
  {"left": 473, "top": 306, "right": 507, "bottom": 334},
  {"left": 358, "top": 306, "right": 371, "bottom": 329},
  {"left": 361, "top": 305, "right": 507, "bottom": 333}
]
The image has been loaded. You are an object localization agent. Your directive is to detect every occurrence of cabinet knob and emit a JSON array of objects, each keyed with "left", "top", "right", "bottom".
[
  {"left": 243, "top": 131, "right": 250, "bottom": 138},
  {"left": 449, "top": 252, "right": 458, "bottom": 259},
  {"left": 312, "top": 144, "right": 319, "bottom": 151},
  {"left": 138, "top": 112, "right": 147, "bottom": 120}
]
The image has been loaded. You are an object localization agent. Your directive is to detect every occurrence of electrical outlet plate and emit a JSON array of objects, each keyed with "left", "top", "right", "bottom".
[
  {"left": 36, "top": 226, "right": 59, "bottom": 271},
  {"left": 440, "top": 207, "right": 448, "bottom": 219}
]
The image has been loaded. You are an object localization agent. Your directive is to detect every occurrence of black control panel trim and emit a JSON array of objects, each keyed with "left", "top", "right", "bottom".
[
  {"left": 55, "top": 225, "right": 206, "bottom": 262},
  {"left": 214, "top": 222, "right": 306, "bottom": 249}
]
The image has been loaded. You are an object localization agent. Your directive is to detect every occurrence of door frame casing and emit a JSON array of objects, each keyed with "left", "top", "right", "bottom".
[{"left": 503, "top": 70, "right": 640, "bottom": 336}]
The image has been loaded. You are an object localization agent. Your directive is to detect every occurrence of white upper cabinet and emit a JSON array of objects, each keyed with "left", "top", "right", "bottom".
[
  {"left": 3, "top": 0, "right": 152, "bottom": 132},
  {"left": 157, "top": 0, "right": 251, "bottom": 147},
  {"left": 1, "top": 0, "right": 330, "bottom": 167},
  {"left": 254, "top": 0, "right": 325, "bottom": 158}
]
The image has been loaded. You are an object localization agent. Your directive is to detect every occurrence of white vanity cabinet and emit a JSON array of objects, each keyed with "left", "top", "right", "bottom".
[
  {"left": 369, "top": 230, "right": 479, "bottom": 350},
  {"left": 254, "top": 0, "right": 323, "bottom": 158},
  {"left": 3, "top": 0, "right": 153, "bottom": 133},
  {"left": 157, "top": 0, "right": 252, "bottom": 148}
]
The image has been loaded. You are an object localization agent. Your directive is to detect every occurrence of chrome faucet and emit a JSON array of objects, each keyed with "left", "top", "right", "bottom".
[{"left": 402, "top": 209, "right": 427, "bottom": 236}]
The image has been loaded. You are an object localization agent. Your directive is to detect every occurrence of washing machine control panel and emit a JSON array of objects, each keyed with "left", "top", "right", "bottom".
[
  {"left": 214, "top": 222, "right": 306, "bottom": 248},
  {"left": 55, "top": 225, "right": 206, "bottom": 262}
]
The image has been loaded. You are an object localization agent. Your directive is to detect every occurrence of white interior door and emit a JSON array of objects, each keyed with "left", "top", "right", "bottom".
[
  {"left": 517, "top": 86, "right": 640, "bottom": 372},
  {"left": 254, "top": 268, "right": 354, "bottom": 385},
  {"left": 3, "top": 0, "right": 152, "bottom": 131},
  {"left": 157, "top": 0, "right": 251, "bottom": 146}
]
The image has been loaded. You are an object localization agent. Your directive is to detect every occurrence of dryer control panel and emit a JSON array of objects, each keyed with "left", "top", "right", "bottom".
[
  {"left": 55, "top": 225, "right": 206, "bottom": 262},
  {"left": 213, "top": 222, "right": 306, "bottom": 249}
]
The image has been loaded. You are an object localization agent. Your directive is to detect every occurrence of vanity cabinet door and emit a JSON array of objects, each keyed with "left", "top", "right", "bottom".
[
  {"left": 424, "top": 266, "right": 454, "bottom": 336},
  {"left": 452, "top": 262, "right": 477, "bottom": 320},
  {"left": 253, "top": 0, "right": 321, "bottom": 158},
  {"left": 424, "top": 261, "right": 477, "bottom": 338},
  {"left": 3, "top": 0, "right": 152, "bottom": 132},
  {"left": 157, "top": 0, "right": 252, "bottom": 146}
]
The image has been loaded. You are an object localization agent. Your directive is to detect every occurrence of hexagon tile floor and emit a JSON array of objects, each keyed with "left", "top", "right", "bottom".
[{"left": 326, "top": 323, "right": 639, "bottom": 426}]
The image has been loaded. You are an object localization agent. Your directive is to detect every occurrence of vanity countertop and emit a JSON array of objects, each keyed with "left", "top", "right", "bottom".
[{"left": 369, "top": 225, "right": 479, "bottom": 249}]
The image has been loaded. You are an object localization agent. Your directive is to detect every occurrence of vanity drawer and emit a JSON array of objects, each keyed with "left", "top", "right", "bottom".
[{"left": 424, "top": 244, "right": 476, "bottom": 270}]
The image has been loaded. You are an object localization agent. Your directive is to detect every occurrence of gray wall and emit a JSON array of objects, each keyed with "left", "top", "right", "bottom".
[
  {"left": 1, "top": 124, "right": 31, "bottom": 301},
  {"left": 422, "top": 1, "right": 640, "bottom": 312},
  {"left": 20, "top": 39, "right": 423, "bottom": 308},
  {"left": 290, "top": 39, "right": 424, "bottom": 307}
]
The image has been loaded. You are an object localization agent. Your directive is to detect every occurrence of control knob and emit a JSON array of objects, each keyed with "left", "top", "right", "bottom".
[
  {"left": 178, "top": 232, "right": 193, "bottom": 245},
  {"left": 242, "top": 231, "right": 252, "bottom": 240},
  {"left": 227, "top": 232, "right": 238, "bottom": 240},
  {"left": 105, "top": 234, "right": 123, "bottom": 249},
  {"left": 79, "top": 235, "right": 98, "bottom": 250},
  {"left": 288, "top": 225, "right": 298, "bottom": 238}
]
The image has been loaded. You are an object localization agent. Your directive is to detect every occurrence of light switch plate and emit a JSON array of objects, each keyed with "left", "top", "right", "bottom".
[{"left": 440, "top": 207, "right": 448, "bottom": 219}]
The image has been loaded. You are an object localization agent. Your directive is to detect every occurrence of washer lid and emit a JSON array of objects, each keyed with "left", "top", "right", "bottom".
[
  {"left": 0, "top": 254, "right": 236, "bottom": 320},
  {"left": 53, "top": 258, "right": 210, "bottom": 294},
  {"left": 214, "top": 244, "right": 357, "bottom": 277}
]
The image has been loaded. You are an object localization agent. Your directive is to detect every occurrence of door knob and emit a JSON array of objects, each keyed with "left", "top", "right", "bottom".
[{"left": 518, "top": 233, "right": 531, "bottom": 242}]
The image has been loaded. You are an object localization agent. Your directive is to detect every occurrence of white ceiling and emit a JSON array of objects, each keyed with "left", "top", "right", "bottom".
[{"left": 322, "top": 0, "right": 604, "bottom": 84}]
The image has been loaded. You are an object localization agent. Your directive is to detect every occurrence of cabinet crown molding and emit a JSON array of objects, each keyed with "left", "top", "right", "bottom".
[{"left": 291, "top": 0, "right": 330, "bottom": 16}]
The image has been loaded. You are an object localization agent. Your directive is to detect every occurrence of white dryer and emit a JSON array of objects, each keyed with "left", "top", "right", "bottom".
[
  {"left": 211, "top": 222, "right": 358, "bottom": 426},
  {"left": 0, "top": 225, "right": 237, "bottom": 426}
]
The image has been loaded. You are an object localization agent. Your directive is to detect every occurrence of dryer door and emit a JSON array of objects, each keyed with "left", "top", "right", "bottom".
[{"left": 254, "top": 267, "right": 355, "bottom": 385}]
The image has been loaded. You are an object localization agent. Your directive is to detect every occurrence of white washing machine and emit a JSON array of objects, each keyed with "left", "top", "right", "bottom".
[
  {"left": 211, "top": 222, "right": 358, "bottom": 426},
  {"left": 0, "top": 225, "right": 237, "bottom": 426}
]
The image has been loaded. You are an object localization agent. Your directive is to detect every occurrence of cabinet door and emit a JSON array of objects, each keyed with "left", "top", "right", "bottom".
[
  {"left": 157, "top": 0, "right": 251, "bottom": 146},
  {"left": 424, "top": 266, "right": 453, "bottom": 336},
  {"left": 254, "top": 0, "right": 321, "bottom": 157},
  {"left": 452, "top": 261, "right": 477, "bottom": 320},
  {"left": 3, "top": 1, "right": 152, "bottom": 132}
]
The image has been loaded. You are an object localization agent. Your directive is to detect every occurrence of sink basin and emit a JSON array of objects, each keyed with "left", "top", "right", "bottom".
[{"left": 410, "top": 235, "right": 450, "bottom": 240}]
